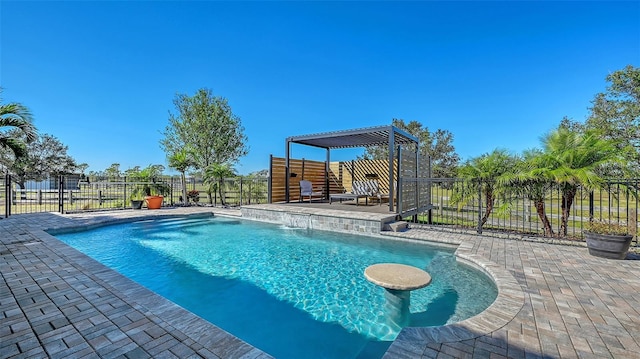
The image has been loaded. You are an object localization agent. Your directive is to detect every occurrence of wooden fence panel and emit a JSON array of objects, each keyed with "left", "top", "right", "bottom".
[
  {"left": 270, "top": 157, "right": 331, "bottom": 202},
  {"left": 270, "top": 157, "right": 397, "bottom": 202}
]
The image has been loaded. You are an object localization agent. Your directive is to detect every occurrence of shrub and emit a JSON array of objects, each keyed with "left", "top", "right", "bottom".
[
  {"left": 585, "top": 220, "right": 629, "bottom": 236},
  {"left": 187, "top": 190, "right": 200, "bottom": 203}
]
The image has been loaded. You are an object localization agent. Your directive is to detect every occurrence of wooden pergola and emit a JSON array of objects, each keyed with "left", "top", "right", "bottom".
[{"left": 285, "top": 125, "right": 419, "bottom": 212}]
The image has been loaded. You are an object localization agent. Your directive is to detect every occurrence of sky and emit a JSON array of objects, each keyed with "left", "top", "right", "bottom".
[{"left": 1, "top": 1, "right": 639, "bottom": 175}]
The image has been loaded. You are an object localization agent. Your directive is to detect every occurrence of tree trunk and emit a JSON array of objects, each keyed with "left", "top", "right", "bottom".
[
  {"left": 535, "top": 200, "right": 554, "bottom": 236},
  {"left": 180, "top": 171, "right": 188, "bottom": 206},
  {"left": 560, "top": 188, "right": 576, "bottom": 237},
  {"left": 218, "top": 179, "right": 226, "bottom": 206},
  {"left": 481, "top": 191, "right": 494, "bottom": 226}
]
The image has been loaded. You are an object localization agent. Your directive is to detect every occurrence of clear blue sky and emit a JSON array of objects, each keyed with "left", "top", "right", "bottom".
[{"left": 2, "top": 1, "right": 638, "bottom": 175}]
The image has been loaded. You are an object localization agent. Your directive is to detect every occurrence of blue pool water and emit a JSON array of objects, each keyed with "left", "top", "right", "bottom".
[{"left": 55, "top": 216, "right": 497, "bottom": 358}]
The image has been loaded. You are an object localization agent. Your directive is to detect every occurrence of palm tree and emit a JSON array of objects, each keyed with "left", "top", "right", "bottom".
[
  {"left": 0, "top": 92, "right": 38, "bottom": 160},
  {"left": 203, "top": 163, "right": 235, "bottom": 206},
  {"left": 500, "top": 149, "right": 556, "bottom": 236},
  {"left": 455, "top": 149, "right": 518, "bottom": 228},
  {"left": 502, "top": 128, "right": 620, "bottom": 237},
  {"left": 539, "top": 128, "right": 620, "bottom": 236},
  {"left": 168, "top": 148, "right": 194, "bottom": 205}
]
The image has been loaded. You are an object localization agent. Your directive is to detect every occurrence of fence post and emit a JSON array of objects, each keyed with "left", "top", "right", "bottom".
[
  {"left": 58, "top": 175, "right": 64, "bottom": 213},
  {"left": 170, "top": 177, "right": 175, "bottom": 206},
  {"left": 477, "top": 181, "right": 483, "bottom": 234},
  {"left": 239, "top": 178, "right": 244, "bottom": 206},
  {"left": 629, "top": 208, "right": 637, "bottom": 244},
  {"left": 427, "top": 180, "right": 433, "bottom": 224},
  {"left": 268, "top": 155, "right": 273, "bottom": 203},
  {"left": 588, "top": 191, "right": 594, "bottom": 221},
  {"left": 37, "top": 190, "right": 43, "bottom": 205},
  {"left": 123, "top": 176, "right": 127, "bottom": 209},
  {"left": 4, "top": 173, "right": 9, "bottom": 218}
]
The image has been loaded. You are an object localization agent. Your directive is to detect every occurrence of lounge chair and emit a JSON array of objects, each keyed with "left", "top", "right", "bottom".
[
  {"left": 329, "top": 180, "right": 377, "bottom": 206},
  {"left": 299, "top": 180, "right": 324, "bottom": 202}
]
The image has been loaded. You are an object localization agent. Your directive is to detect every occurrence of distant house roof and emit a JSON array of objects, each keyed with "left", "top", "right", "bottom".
[{"left": 286, "top": 125, "right": 418, "bottom": 149}]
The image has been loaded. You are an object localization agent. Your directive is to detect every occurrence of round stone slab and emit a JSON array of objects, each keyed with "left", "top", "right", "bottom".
[{"left": 364, "top": 263, "right": 432, "bottom": 291}]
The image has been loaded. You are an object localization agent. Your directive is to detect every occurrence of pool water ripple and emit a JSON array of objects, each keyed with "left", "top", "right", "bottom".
[{"left": 56, "top": 216, "right": 497, "bottom": 359}]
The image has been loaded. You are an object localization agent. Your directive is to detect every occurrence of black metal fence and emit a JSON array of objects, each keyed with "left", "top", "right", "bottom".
[
  {"left": 410, "top": 178, "right": 639, "bottom": 243},
  {"left": 2, "top": 173, "right": 269, "bottom": 217},
  {"left": 4, "top": 172, "right": 638, "bottom": 245}
]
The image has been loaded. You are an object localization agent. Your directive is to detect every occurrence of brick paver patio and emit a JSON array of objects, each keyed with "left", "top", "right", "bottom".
[{"left": 1, "top": 208, "right": 639, "bottom": 358}]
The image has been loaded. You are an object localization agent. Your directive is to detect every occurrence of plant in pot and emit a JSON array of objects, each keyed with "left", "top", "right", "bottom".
[
  {"left": 128, "top": 164, "right": 170, "bottom": 210},
  {"left": 186, "top": 190, "right": 200, "bottom": 205},
  {"left": 584, "top": 220, "right": 633, "bottom": 260},
  {"left": 144, "top": 181, "right": 170, "bottom": 210},
  {"left": 130, "top": 186, "right": 146, "bottom": 210}
]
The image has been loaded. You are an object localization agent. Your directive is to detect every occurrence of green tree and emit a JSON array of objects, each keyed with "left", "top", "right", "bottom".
[
  {"left": 161, "top": 88, "right": 249, "bottom": 170},
  {"left": 203, "top": 163, "right": 235, "bottom": 206},
  {"left": 168, "top": 148, "right": 195, "bottom": 205},
  {"left": 248, "top": 169, "right": 269, "bottom": 177},
  {"left": 77, "top": 163, "right": 89, "bottom": 175},
  {"left": 503, "top": 127, "right": 621, "bottom": 237},
  {"left": 104, "top": 163, "right": 121, "bottom": 181},
  {"left": 499, "top": 150, "right": 556, "bottom": 236},
  {"left": 362, "top": 119, "right": 459, "bottom": 178},
  {"left": 455, "top": 149, "right": 518, "bottom": 228},
  {"left": 0, "top": 132, "right": 77, "bottom": 189},
  {"left": 0, "top": 91, "right": 37, "bottom": 160},
  {"left": 124, "top": 166, "right": 141, "bottom": 178},
  {"left": 541, "top": 128, "right": 620, "bottom": 236},
  {"left": 585, "top": 65, "right": 640, "bottom": 174}
]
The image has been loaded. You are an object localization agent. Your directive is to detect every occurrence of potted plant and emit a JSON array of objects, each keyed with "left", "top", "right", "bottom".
[
  {"left": 143, "top": 180, "right": 170, "bottom": 210},
  {"left": 186, "top": 190, "right": 200, "bottom": 205},
  {"left": 130, "top": 187, "right": 145, "bottom": 210},
  {"left": 584, "top": 220, "right": 633, "bottom": 259},
  {"left": 128, "top": 164, "right": 171, "bottom": 210}
]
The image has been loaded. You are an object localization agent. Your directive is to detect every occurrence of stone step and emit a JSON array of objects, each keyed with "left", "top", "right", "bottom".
[{"left": 385, "top": 221, "right": 408, "bottom": 232}]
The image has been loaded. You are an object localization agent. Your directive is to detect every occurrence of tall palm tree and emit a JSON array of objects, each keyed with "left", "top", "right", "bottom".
[
  {"left": 455, "top": 149, "right": 518, "bottom": 228},
  {"left": 203, "top": 163, "right": 235, "bottom": 206},
  {"left": 168, "top": 148, "right": 194, "bottom": 205},
  {"left": 0, "top": 93, "right": 38, "bottom": 159}
]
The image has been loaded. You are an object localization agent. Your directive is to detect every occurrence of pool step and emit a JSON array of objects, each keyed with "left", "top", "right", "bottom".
[{"left": 384, "top": 221, "right": 408, "bottom": 232}]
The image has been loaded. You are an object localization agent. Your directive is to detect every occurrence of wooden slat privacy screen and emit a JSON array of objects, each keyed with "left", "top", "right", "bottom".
[{"left": 270, "top": 157, "right": 396, "bottom": 203}]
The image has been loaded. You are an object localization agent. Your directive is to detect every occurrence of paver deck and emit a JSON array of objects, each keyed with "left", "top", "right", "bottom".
[{"left": 1, "top": 207, "right": 639, "bottom": 358}]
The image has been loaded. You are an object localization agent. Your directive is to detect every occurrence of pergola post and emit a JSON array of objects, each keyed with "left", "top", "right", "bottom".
[
  {"left": 285, "top": 138, "right": 291, "bottom": 203},
  {"left": 413, "top": 145, "right": 419, "bottom": 222},
  {"left": 388, "top": 129, "right": 395, "bottom": 212},
  {"left": 396, "top": 145, "right": 401, "bottom": 214},
  {"left": 325, "top": 148, "right": 330, "bottom": 200}
]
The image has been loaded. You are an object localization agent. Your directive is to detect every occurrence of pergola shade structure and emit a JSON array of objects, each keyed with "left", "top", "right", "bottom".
[{"left": 285, "top": 125, "right": 419, "bottom": 212}]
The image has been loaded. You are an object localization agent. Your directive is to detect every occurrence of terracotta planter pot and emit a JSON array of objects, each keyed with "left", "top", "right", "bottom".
[
  {"left": 145, "top": 195, "right": 164, "bottom": 210},
  {"left": 585, "top": 232, "right": 633, "bottom": 259}
]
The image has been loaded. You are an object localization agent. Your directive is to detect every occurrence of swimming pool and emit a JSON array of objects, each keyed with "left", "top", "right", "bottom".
[{"left": 55, "top": 216, "right": 497, "bottom": 358}]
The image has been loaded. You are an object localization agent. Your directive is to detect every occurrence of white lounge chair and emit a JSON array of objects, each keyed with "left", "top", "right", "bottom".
[
  {"left": 329, "top": 180, "right": 378, "bottom": 206},
  {"left": 299, "top": 180, "right": 324, "bottom": 202}
]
